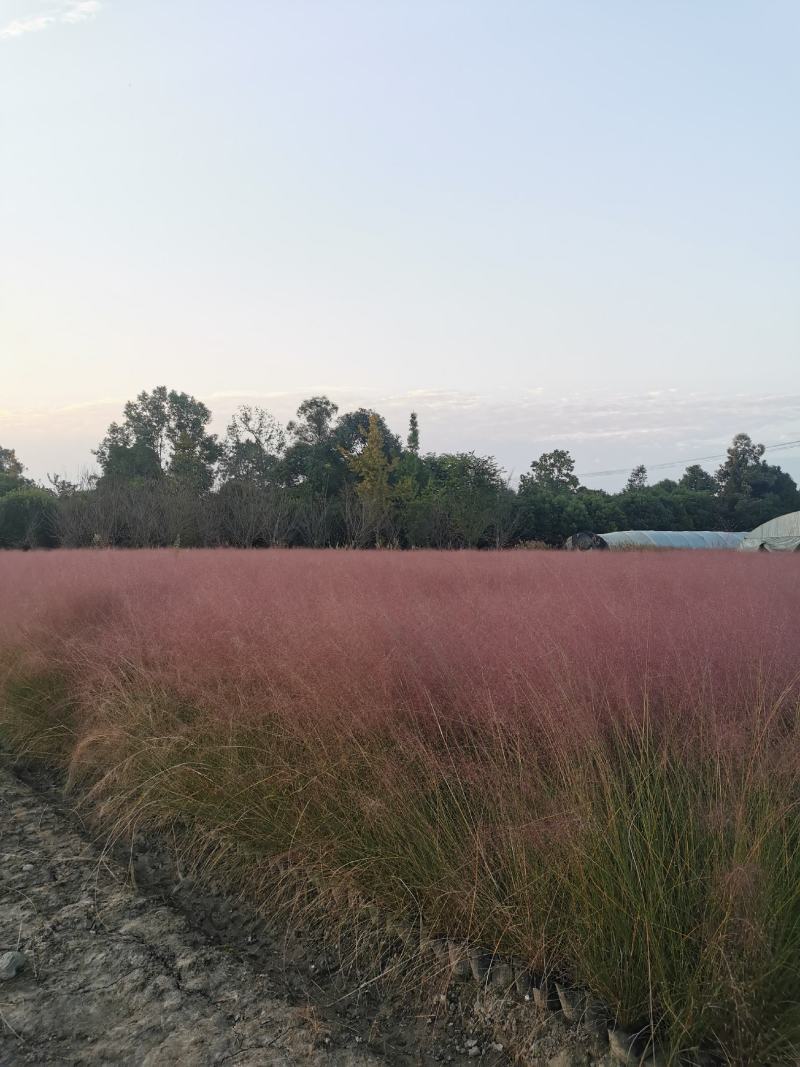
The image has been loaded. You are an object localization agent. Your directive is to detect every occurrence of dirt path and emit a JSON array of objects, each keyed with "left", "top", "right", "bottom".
[
  {"left": 1, "top": 763, "right": 510, "bottom": 1067},
  {"left": 0, "top": 762, "right": 395, "bottom": 1065}
]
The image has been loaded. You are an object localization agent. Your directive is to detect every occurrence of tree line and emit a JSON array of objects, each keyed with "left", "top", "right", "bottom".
[{"left": 1, "top": 387, "right": 798, "bottom": 549}]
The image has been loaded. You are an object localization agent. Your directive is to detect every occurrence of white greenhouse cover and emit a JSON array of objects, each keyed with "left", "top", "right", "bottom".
[
  {"left": 739, "top": 511, "right": 800, "bottom": 552},
  {"left": 599, "top": 530, "right": 746, "bottom": 550}
]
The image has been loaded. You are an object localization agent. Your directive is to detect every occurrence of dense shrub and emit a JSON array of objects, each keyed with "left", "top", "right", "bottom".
[{"left": 0, "top": 487, "right": 58, "bottom": 548}]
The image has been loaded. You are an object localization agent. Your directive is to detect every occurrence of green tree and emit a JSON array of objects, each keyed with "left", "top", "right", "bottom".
[
  {"left": 625, "top": 464, "right": 648, "bottom": 491},
  {"left": 715, "top": 433, "right": 765, "bottom": 495},
  {"left": 282, "top": 397, "right": 344, "bottom": 493},
  {"left": 0, "top": 487, "right": 58, "bottom": 548},
  {"left": 287, "top": 396, "right": 339, "bottom": 446},
  {"left": 99, "top": 440, "right": 162, "bottom": 483},
  {"left": 679, "top": 464, "right": 717, "bottom": 493},
  {"left": 95, "top": 387, "right": 220, "bottom": 483},
  {"left": 516, "top": 450, "right": 586, "bottom": 544},
  {"left": 170, "top": 432, "right": 215, "bottom": 494},
  {"left": 343, "top": 415, "right": 392, "bottom": 503},
  {"left": 576, "top": 487, "right": 623, "bottom": 534},
  {"left": 334, "top": 408, "right": 402, "bottom": 461},
  {"left": 517, "top": 483, "right": 590, "bottom": 545},
  {"left": 617, "top": 489, "right": 672, "bottom": 530},
  {"left": 220, "top": 405, "right": 285, "bottom": 486},
  {"left": 341, "top": 413, "right": 396, "bottom": 545},
  {"left": 0, "top": 445, "right": 30, "bottom": 497},
  {"left": 402, "top": 453, "right": 507, "bottom": 548},
  {"left": 281, "top": 397, "right": 345, "bottom": 543},
  {"left": 392, "top": 418, "right": 426, "bottom": 532},
  {"left": 715, "top": 433, "right": 800, "bottom": 529},
  {"left": 0, "top": 446, "right": 25, "bottom": 479},
  {"left": 522, "top": 450, "right": 579, "bottom": 492},
  {"left": 407, "top": 412, "right": 420, "bottom": 456}
]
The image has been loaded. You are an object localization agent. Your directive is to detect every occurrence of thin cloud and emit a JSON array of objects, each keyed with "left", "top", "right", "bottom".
[
  {"left": 384, "top": 389, "right": 485, "bottom": 411},
  {"left": 0, "top": 1, "right": 102, "bottom": 40},
  {"left": 62, "top": 0, "right": 102, "bottom": 23}
]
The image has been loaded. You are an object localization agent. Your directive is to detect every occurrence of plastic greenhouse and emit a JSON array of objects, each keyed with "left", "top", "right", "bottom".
[
  {"left": 738, "top": 511, "right": 800, "bottom": 552},
  {"left": 566, "top": 530, "right": 747, "bottom": 551}
]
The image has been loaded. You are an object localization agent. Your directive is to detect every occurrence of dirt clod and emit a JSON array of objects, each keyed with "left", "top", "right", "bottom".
[{"left": 0, "top": 951, "right": 27, "bottom": 980}]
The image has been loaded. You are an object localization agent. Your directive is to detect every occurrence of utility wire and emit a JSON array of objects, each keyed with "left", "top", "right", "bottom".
[{"left": 577, "top": 437, "right": 800, "bottom": 479}]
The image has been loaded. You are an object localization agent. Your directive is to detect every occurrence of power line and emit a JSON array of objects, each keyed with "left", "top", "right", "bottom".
[{"left": 577, "top": 437, "right": 800, "bottom": 479}]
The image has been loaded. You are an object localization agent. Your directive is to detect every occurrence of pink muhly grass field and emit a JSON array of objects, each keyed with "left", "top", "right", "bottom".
[
  {"left": 1, "top": 547, "right": 798, "bottom": 738},
  {"left": 2, "top": 548, "right": 800, "bottom": 1061}
]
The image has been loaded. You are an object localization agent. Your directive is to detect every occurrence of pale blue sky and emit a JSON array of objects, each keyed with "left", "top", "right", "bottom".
[{"left": 1, "top": 0, "right": 798, "bottom": 487}]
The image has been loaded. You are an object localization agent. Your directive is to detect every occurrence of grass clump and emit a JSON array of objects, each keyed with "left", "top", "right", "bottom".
[{"left": 1, "top": 548, "right": 800, "bottom": 1063}]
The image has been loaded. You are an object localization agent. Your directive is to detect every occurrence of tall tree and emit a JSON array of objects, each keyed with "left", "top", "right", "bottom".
[
  {"left": 715, "top": 433, "right": 765, "bottom": 494},
  {"left": 220, "top": 405, "right": 285, "bottom": 485},
  {"left": 407, "top": 412, "right": 420, "bottom": 456},
  {"left": 95, "top": 387, "right": 220, "bottom": 482},
  {"left": 341, "top": 413, "right": 395, "bottom": 545},
  {"left": 281, "top": 397, "right": 345, "bottom": 542},
  {"left": 0, "top": 445, "right": 29, "bottom": 497},
  {"left": 679, "top": 464, "right": 717, "bottom": 493},
  {"left": 170, "top": 432, "right": 216, "bottom": 494},
  {"left": 287, "top": 396, "right": 339, "bottom": 446},
  {"left": 100, "top": 440, "right": 162, "bottom": 483},
  {"left": 334, "top": 408, "right": 401, "bottom": 459},
  {"left": 522, "top": 450, "right": 579, "bottom": 492},
  {"left": 0, "top": 446, "right": 25, "bottom": 479},
  {"left": 714, "top": 433, "right": 799, "bottom": 529},
  {"left": 625, "top": 464, "right": 648, "bottom": 491}
]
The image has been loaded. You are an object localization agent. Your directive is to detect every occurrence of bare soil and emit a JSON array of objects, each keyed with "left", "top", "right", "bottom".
[{"left": 0, "top": 761, "right": 513, "bottom": 1067}]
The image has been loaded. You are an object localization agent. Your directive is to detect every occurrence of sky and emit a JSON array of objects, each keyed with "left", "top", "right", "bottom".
[{"left": 1, "top": 0, "right": 798, "bottom": 489}]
